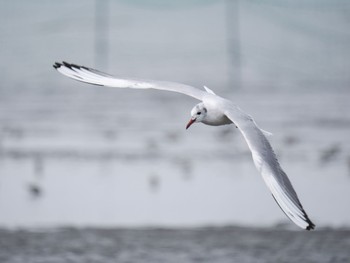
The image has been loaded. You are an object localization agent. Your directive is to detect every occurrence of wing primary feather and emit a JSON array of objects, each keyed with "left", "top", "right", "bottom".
[
  {"left": 224, "top": 106, "right": 315, "bottom": 230},
  {"left": 53, "top": 61, "right": 206, "bottom": 100}
]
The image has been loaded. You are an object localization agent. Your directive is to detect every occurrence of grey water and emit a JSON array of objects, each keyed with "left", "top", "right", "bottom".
[{"left": 1, "top": 227, "right": 350, "bottom": 263}]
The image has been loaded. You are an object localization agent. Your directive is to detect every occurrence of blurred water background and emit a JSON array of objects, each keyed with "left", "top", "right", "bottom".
[{"left": 0, "top": 0, "right": 350, "bottom": 262}]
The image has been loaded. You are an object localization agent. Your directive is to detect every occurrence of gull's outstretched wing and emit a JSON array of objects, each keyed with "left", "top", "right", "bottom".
[
  {"left": 53, "top": 62, "right": 205, "bottom": 101},
  {"left": 224, "top": 105, "right": 315, "bottom": 230}
]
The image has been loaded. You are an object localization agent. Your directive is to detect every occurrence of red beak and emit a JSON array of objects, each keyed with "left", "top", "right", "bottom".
[{"left": 186, "top": 118, "right": 196, "bottom": 130}]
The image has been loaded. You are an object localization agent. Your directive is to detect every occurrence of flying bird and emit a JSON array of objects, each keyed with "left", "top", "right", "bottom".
[{"left": 53, "top": 61, "right": 315, "bottom": 230}]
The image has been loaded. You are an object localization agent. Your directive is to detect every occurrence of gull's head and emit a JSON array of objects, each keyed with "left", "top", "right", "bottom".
[{"left": 186, "top": 103, "right": 207, "bottom": 129}]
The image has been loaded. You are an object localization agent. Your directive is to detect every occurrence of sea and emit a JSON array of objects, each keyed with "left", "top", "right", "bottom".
[{"left": 1, "top": 226, "right": 350, "bottom": 263}]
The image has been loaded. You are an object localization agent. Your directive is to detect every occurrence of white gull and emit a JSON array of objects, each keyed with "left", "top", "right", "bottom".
[{"left": 53, "top": 61, "right": 315, "bottom": 230}]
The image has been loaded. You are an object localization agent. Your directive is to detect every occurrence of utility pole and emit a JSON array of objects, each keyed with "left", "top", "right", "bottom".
[
  {"left": 94, "top": 0, "right": 110, "bottom": 69},
  {"left": 225, "top": 0, "right": 241, "bottom": 90}
]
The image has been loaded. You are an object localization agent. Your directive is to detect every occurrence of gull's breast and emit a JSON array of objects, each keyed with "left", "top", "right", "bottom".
[{"left": 202, "top": 112, "right": 232, "bottom": 126}]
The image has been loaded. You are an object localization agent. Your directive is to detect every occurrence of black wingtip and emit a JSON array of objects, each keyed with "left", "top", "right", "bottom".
[
  {"left": 302, "top": 207, "right": 316, "bottom": 231},
  {"left": 271, "top": 193, "right": 316, "bottom": 231},
  {"left": 306, "top": 221, "right": 316, "bottom": 231},
  {"left": 53, "top": 62, "right": 62, "bottom": 69},
  {"left": 62, "top": 61, "right": 72, "bottom": 69},
  {"left": 58, "top": 61, "right": 84, "bottom": 71}
]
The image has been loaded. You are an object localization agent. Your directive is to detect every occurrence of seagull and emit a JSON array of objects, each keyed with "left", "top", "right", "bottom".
[{"left": 53, "top": 61, "right": 315, "bottom": 230}]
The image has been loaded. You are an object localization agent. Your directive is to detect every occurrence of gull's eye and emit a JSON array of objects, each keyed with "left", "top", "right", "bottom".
[{"left": 197, "top": 112, "right": 201, "bottom": 115}]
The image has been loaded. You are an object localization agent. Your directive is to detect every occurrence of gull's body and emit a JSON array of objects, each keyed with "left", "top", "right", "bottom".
[{"left": 53, "top": 62, "right": 315, "bottom": 230}]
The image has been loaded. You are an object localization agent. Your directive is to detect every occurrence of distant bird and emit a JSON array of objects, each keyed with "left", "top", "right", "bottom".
[
  {"left": 27, "top": 183, "right": 42, "bottom": 198},
  {"left": 53, "top": 61, "right": 315, "bottom": 230}
]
